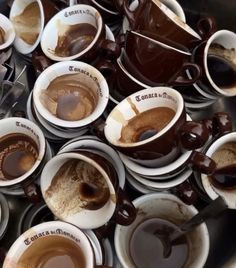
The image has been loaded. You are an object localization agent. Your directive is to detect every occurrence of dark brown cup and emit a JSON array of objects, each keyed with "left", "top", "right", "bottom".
[
  {"left": 192, "top": 29, "right": 236, "bottom": 97},
  {"left": 122, "top": 30, "right": 201, "bottom": 86},
  {"left": 102, "top": 87, "right": 212, "bottom": 168},
  {"left": 116, "top": 0, "right": 202, "bottom": 50}
]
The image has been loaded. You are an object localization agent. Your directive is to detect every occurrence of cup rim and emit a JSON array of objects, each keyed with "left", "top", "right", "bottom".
[
  {"left": 115, "top": 192, "right": 210, "bottom": 268},
  {"left": 3, "top": 221, "right": 95, "bottom": 268},
  {"left": 129, "top": 30, "right": 191, "bottom": 55},
  {"left": 32, "top": 60, "right": 109, "bottom": 128},
  {"left": 9, "top": 0, "right": 45, "bottom": 55},
  {"left": 40, "top": 4, "right": 103, "bottom": 61},
  {"left": 0, "top": 14, "right": 16, "bottom": 51},
  {"left": 91, "top": 0, "right": 120, "bottom": 15},
  {"left": 204, "top": 29, "right": 236, "bottom": 97},
  {"left": 40, "top": 152, "right": 117, "bottom": 229},
  {"left": 104, "top": 87, "right": 184, "bottom": 148},
  {"left": 0, "top": 117, "right": 46, "bottom": 187},
  {"left": 201, "top": 132, "right": 236, "bottom": 209}
]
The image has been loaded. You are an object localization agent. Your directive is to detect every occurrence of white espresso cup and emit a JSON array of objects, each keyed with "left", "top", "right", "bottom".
[{"left": 115, "top": 193, "right": 210, "bottom": 268}]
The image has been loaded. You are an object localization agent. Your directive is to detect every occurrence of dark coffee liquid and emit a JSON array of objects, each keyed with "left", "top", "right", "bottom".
[
  {"left": 120, "top": 107, "right": 175, "bottom": 143},
  {"left": 210, "top": 165, "right": 236, "bottom": 190},
  {"left": 209, "top": 142, "right": 236, "bottom": 190},
  {"left": 207, "top": 54, "right": 236, "bottom": 89},
  {"left": 0, "top": 133, "right": 39, "bottom": 180},
  {"left": 55, "top": 23, "right": 97, "bottom": 57},
  {"left": 18, "top": 235, "right": 86, "bottom": 268},
  {"left": 129, "top": 218, "right": 189, "bottom": 268}
]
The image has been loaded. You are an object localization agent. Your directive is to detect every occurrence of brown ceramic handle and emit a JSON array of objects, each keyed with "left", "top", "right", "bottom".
[
  {"left": 0, "top": 247, "right": 6, "bottom": 265},
  {"left": 188, "top": 151, "right": 216, "bottom": 175},
  {"left": 115, "top": 187, "right": 137, "bottom": 226},
  {"left": 197, "top": 16, "right": 217, "bottom": 40},
  {"left": 94, "top": 219, "right": 116, "bottom": 239},
  {"left": 32, "top": 52, "right": 53, "bottom": 77},
  {"left": 94, "top": 59, "right": 116, "bottom": 80},
  {"left": 169, "top": 62, "right": 201, "bottom": 86},
  {"left": 173, "top": 179, "right": 199, "bottom": 205},
  {"left": 116, "top": 33, "right": 126, "bottom": 47},
  {"left": 98, "top": 39, "right": 121, "bottom": 60},
  {"left": 116, "top": 0, "right": 147, "bottom": 29},
  {"left": 212, "top": 112, "right": 233, "bottom": 137},
  {"left": 23, "top": 182, "right": 42, "bottom": 204},
  {"left": 179, "top": 121, "right": 210, "bottom": 150}
]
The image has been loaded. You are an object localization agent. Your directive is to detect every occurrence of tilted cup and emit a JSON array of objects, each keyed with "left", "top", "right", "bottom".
[
  {"left": 0, "top": 14, "right": 15, "bottom": 53},
  {"left": 122, "top": 30, "right": 201, "bottom": 86},
  {"left": 0, "top": 117, "right": 46, "bottom": 203},
  {"left": 192, "top": 30, "right": 236, "bottom": 97},
  {"left": 40, "top": 150, "right": 136, "bottom": 229},
  {"left": 103, "top": 87, "right": 213, "bottom": 168},
  {"left": 40, "top": 4, "right": 120, "bottom": 62}
]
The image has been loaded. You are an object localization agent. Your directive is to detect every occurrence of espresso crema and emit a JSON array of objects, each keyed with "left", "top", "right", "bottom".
[
  {"left": 0, "top": 26, "right": 5, "bottom": 45},
  {"left": 40, "top": 73, "right": 98, "bottom": 121},
  {"left": 12, "top": 2, "right": 41, "bottom": 45},
  {"left": 45, "top": 159, "right": 111, "bottom": 218}
]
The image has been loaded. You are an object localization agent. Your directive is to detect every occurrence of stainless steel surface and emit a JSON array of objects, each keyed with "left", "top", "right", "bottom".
[{"left": 1, "top": 1, "right": 236, "bottom": 267}]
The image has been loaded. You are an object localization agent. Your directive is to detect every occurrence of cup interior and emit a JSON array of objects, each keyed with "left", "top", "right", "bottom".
[
  {"left": 33, "top": 60, "right": 109, "bottom": 128},
  {"left": 0, "top": 117, "right": 46, "bottom": 187},
  {"left": 3, "top": 221, "right": 94, "bottom": 268},
  {"left": 201, "top": 132, "right": 236, "bottom": 209},
  {"left": 40, "top": 152, "right": 117, "bottom": 229},
  {"left": 9, "top": 0, "right": 45, "bottom": 54},
  {"left": 0, "top": 14, "right": 15, "bottom": 51},
  {"left": 115, "top": 193, "right": 209, "bottom": 268},
  {"left": 104, "top": 87, "right": 183, "bottom": 148},
  {"left": 40, "top": 4, "right": 103, "bottom": 61},
  {"left": 204, "top": 30, "right": 236, "bottom": 96}
]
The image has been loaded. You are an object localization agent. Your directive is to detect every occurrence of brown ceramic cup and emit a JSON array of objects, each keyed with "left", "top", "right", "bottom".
[
  {"left": 122, "top": 30, "right": 201, "bottom": 86},
  {"left": 102, "top": 87, "right": 214, "bottom": 169},
  {"left": 192, "top": 30, "right": 236, "bottom": 97},
  {"left": 40, "top": 4, "right": 120, "bottom": 63},
  {"left": 116, "top": 0, "right": 203, "bottom": 50}
]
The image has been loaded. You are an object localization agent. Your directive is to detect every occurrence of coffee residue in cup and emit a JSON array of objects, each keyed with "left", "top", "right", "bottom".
[
  {"left": 208, "top": 43, "right": 236, "bottom": 91},
  {"left": 12, "top": 2, "right": 41, "bottom": 45},
  {"left": 0, "top": 26, "right": 5, "bottom": 45},
  {"left": 119, "top": 107, "right": 175, "bottom": 143},
  {"left": 54, "top": 22, "right": 97, "bottom": 57},
  {"left": 18, "top": 235, "right": 86, "bottom": 268},
  {"left": 0, "top": 133, "right": 39, "bottom": 180},
  {"left": 40, "top": 73, "right": 98, "bottom": 121},
  {"left": 129, "top": 218, "right": 189, "bottom": 268},
  {"left": 45, "top": 159, "right": 111, "bottom": 218},
  {"left": 208, "top": 142, "right": 236, "bottom": 190}
]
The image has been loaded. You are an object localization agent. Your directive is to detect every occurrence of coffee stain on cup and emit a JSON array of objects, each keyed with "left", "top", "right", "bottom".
[
  {"left": 0, "top": 26, "right": 5, "bottom": 45},
  {"left": 110, "top": 108, "right": 127, "bottom": 125},
  {"left": 12, "top": 2, "right": 41, "bottom": 45},
  {"left": 127, "top": 97, "right": 140, "bottom": 115}
]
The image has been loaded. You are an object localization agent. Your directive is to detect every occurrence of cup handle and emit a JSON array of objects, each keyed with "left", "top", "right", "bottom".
[
  {"left": 197, "top": 16, "right": 217, "bottom": 40},
  {"left": 114, "top": 0, "right": 147, "bottom": 28},
  {"left": 172, "top": 179, "right": 199, "bottom": 205},
  {"left": 23, "top": 182, "right": 42, "bottom": 204},
  {"left": 179, "top": 121, "right": 210, "bottom": 150},
  {"left": 98, "top": 39, "right": 121, "bottom": 61},
  {"left": 188, "top": 151, "right": 216, "bottom": 175},
  {"left": 115, "top": 188, "right": 137, "bottom": 226},
  {"left": 212, "top": 112, "right": 233, "bottom": 137},
  {"left": 0, "top": 247, "right": 6, "bottom": 265},
  {"left": 168, "top": 62, "right": 202, "bottom": 86}
]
